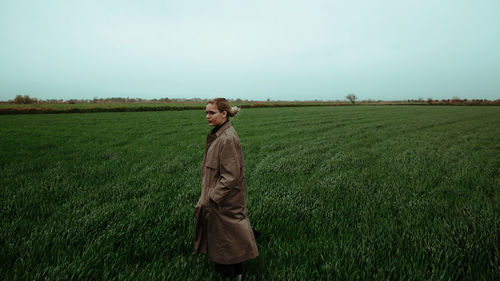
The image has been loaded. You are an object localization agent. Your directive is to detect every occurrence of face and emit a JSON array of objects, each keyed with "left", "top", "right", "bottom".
[{"left": 205, "top": 103, "right": 227, "bottom": 126}]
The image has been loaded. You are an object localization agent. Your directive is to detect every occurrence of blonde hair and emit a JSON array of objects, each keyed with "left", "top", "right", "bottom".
[{"left": 207, "top": 98, "right": 239, "bottom": 118}]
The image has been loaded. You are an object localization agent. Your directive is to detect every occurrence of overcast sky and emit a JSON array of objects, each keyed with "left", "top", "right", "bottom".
[{"left": 1, "top": 0, "right": 499, "bottom": 101}]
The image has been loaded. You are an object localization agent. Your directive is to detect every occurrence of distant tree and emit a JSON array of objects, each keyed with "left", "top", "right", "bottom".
[
  {"left": 14, "top": 95, "right": 24, "bottom": 104},
  {"left": 346, "top": 93, "right": 357, "bottom": 104},
  {"left": 24, "top": 95, "right": 34, "bottom": 104},
  {"left": 14, "top": 94, "right": 35, "bottom": 104}
]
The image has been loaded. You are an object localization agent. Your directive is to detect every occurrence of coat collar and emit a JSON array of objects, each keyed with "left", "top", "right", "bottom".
[
  {"left": 213, "top": 121, "right": 232, "bottom": 137},
  {"left": 205, "top": 121, "right": 232, "bottom": 153}
]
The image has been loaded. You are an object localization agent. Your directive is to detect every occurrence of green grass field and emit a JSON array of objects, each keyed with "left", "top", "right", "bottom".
[{"left": 1, "top": 106, "right": 499, "bottom": 280}]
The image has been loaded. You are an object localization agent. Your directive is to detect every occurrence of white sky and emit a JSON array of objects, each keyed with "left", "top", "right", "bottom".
[{"left": 1, "top": 0, "right": 499, "bottom": 101}]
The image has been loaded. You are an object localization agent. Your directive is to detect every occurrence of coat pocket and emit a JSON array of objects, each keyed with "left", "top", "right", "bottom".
[{"left": 204, "top": 158, "right": 219, "bottom": 188}]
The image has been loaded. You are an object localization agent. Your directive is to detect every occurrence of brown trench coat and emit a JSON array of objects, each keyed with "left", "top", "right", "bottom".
[{"left": 193, "top": 121, "right": 258, "bottom": 264}]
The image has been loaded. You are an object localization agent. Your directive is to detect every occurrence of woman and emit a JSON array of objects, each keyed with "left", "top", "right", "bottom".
[{"left": 193, "top": 98, "right": 258, "bottom": 280}]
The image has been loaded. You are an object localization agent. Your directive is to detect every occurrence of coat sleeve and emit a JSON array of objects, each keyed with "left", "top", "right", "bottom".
[{"left": 209, "top": 136, "right": 241, "bottom": 205}]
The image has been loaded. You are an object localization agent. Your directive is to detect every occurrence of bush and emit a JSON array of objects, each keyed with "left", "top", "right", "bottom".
[{"left": 14, "top": 95, "right": 36, "bottom": 104}]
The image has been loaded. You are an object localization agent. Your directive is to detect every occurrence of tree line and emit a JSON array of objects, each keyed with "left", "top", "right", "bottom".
[{"left": 5, "top": 94, "right": 500, "bottom": 106}]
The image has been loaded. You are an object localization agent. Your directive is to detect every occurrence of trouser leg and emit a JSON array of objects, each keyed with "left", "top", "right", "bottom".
[
  {"left": 233, "top": 263, "right": 243, "bottom": 275},
  {"left": 214, "top": 262, "right": 243, "bottom": 279}
]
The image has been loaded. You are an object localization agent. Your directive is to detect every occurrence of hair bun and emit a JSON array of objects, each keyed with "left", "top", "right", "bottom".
[{"left": 229, "top": 106, "right": 240, "bottom": 117}]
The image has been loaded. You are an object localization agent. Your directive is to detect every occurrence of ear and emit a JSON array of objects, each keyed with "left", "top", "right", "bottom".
[{"left": 221, "top": 110, "right": 227, "bottom": 119}]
